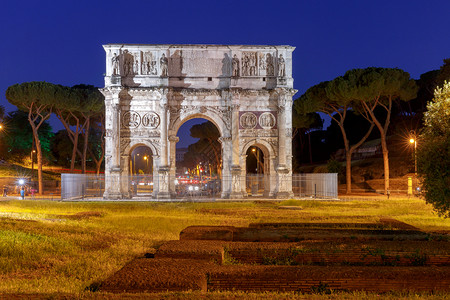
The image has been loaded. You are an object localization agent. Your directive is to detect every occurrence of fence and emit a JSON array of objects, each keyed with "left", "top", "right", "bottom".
[
  {"left": 60, "top": 173, "right": 338, "bottom": 201},
  {"left": 61, "top": 174, "right": 105, "bottom": 200},
  {"left": 292, "top": 173, "right": 338, "bottom": 199}
]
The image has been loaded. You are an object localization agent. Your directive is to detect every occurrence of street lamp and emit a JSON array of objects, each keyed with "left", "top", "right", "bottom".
[
  {"left": 31, "top": 150, "right": 36, "bottom": 175},
  {"left": 143, "top": 155, "right": 149, "bottom": 173},
  {"left": 409, "top": 131, "right": 417, "bottom": 176},
  {"left": 251, "top": 148, "right": 260, "bottom": 174},
  {"left": 409, "top": 131, "right": 418, "bottom": 195}
]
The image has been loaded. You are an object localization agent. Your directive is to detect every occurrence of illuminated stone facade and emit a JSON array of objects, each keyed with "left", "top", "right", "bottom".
[{"left": 101, "top": 44, "right": 296, "bottom": 199}]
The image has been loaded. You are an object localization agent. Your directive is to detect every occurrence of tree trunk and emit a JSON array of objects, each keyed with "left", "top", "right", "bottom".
[
  {"left": 71, "top": 128, "right": 79, "bottom": 171},
  {"left": 27, "top": 104, "right": 51, "bottom": 196},
  {"left": 81, "top": 117, "right": 90, "bottom": 174},
  {"left": 95, "top": 160, "right": 102, "bottom": 175},
  {"left": 345, "top": 151, "right": 352, "bottom": 194},
  {"left": 363, "top": 98, "right": 392, "bottom": 195},
  {"left": 55, "top": 110, "right": 81, "bottom": 172},
  {"left": 380, "top": 130, "right": 389, "bottom": 194},
  {"left": 334, "top": 111, "right": 374, "bottom": 195},
  {"left": 32, "top": 132, "right": 43, "bottom": 195}
]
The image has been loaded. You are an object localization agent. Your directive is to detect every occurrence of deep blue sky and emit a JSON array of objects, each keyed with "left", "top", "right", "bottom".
[{"left": 2, "top": 0, "right": 450, "bottom": 147}]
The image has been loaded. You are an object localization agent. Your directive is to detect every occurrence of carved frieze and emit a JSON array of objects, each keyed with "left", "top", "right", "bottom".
[
  {"left": 179, "top": 89, "right": 221, "bottom": 97},
  {"left": 242, "top": 52, "right": 258, "bottom": 76},
  {"left": 120, "top": 129, "right": 161, "bottom": 137},
  {"left": 122, "top": 111, "right": 141, "bottom": 128},
  {"left": 120, "top": 139, "right": 130, "bottom": 153},
  {"left": 259, "top": 53, "right": 266, "bottom": 71},
  {"left": 259, "top": 112, "right": 276, "bottom": 129},
  {"left": 240, "top": 112, "right": 257, "bottom": 129},
  {"left": 142, "top": 112, "right": 160, "bottom": 128},
  {"left": 240, "top": 129, "right": 278, "bottom": 137},
  {"left": 239, "top": 111, "right": 277, "bottom": 130},
  {"left": 142, "top": 51, "right": 157, "bottom": 75}
]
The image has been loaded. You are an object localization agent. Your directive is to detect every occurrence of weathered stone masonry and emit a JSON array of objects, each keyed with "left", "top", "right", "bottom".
[{"left": 101, "top": 44, "right": 296, "bottom": 199}]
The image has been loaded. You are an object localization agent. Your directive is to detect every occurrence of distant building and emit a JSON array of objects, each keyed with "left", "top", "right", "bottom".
[
  {"left": 176, "top": 148, "right": 188, "bottom": 162},
  {"left": 334, "top": 141, "right": 381, "bottom": 161}
]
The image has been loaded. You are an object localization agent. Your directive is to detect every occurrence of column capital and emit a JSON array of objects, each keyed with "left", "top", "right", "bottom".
[
  {"left": 169, "top": 135, "right": 179, "bottom": 143},
  {"left": 219, "top": 136, "right": 232, "bottom": 143}
]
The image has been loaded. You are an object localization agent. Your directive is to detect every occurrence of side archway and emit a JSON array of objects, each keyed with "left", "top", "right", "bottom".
[
  {"left": 240, "top": 139, "right": 277, "bottom": 197},
  {"left": 123, "top": 141, "right": 159, "bottom": 198}
]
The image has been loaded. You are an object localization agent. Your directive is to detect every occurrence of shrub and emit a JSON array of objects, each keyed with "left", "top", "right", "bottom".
[{"left": 417, "top": 81, "right": 450, "bottom": 218}]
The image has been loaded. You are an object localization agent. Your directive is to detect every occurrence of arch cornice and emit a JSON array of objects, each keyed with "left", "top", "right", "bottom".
[
  {"left": 241, "top": 138, "right": 276, "bottom": 158},
  {"left": 124, "top": 139, "right": 160, "bottom": 157},
  {"left": 169, "top": 109, "right": 228, "bottom": 137}
]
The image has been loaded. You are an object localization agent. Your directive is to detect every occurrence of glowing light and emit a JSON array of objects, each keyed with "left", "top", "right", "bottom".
[
  {"left": 409, "top": 138, "right": 415, "bottom": 144},
  {"left": 18, "top": 179, "right": 25, "bottom": 185}
]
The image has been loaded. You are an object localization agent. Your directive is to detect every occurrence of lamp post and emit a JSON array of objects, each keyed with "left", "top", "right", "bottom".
[
  {"left": 409, "top": 131, "right": 418, "bottom": 194},
  {"left": 144, "top": 155, "right": 148, "bottom": 173},
  {"left": 133, "top": 153, "right": 140, "bottom": 175},
  {"left": 251, "top": 148, "right": 261, "bottom": 174},
  {"left": 409, "top": 131, "right": 417, "bottom": 176},
  {"left": 31, "top": 149, "right": 36, "bottom": 178}
]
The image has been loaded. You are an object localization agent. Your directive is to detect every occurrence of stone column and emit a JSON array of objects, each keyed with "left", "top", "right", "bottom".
[
  {"left": 219, "top": 136, "right": 232, "bottom": 198},
  {"left": 275, "top": 89, "right": 293, "bottom": 198},
  {"left": 278, "top": 107, "right": 287, "bottom": 168},
  {"left": 230, "top": 104, "right": 244, "bottom": 198},
  {"left": 284, "top": 98, "right": 294, "bottom": 196},
  {"left": 158, "top": 102, "right": 170, "bottom": 199},
  {"left": 168, "top": 135, "right": 179, "bottom": 196},
  {"left": 103, "top": 88, "right": 123, "bottom": 199},
  {"left": 152, "top": 155, "right": 159, "bottom": 198}
]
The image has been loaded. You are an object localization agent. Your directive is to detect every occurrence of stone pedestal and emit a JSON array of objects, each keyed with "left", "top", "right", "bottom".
[
  {"left": 103, "top": 167, "right": 123, "bottom": 199},
  {"left": 275, "top": 165, "right": 293, "bottom": 199},
  {"left": 230, "top": 165, "right": 245, "bottom": 199},
  {"left": 157, "top": 166, "right": 170, "bottom": 199}
]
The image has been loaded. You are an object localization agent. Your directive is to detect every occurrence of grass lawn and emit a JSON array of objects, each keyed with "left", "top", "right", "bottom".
[{"left": 0, "top": 198, "right": 448, "bottom": 299}]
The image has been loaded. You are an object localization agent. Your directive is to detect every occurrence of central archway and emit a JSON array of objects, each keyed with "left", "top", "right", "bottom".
[
  {"left": 169, "top": 112, "right": 225, "bottom": 198},
  {"left": 172, "top": 118, "right": 222, "bottom": 198}
]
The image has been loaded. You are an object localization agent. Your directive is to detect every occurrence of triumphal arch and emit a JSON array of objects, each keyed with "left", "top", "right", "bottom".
[{"left": 101, "top": 44, "right": 296, "bottom": 199}]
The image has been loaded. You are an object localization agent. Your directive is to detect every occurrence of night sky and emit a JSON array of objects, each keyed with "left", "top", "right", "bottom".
[{"left": 2, "top": 0, "right": 450, "bottom": 147}]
